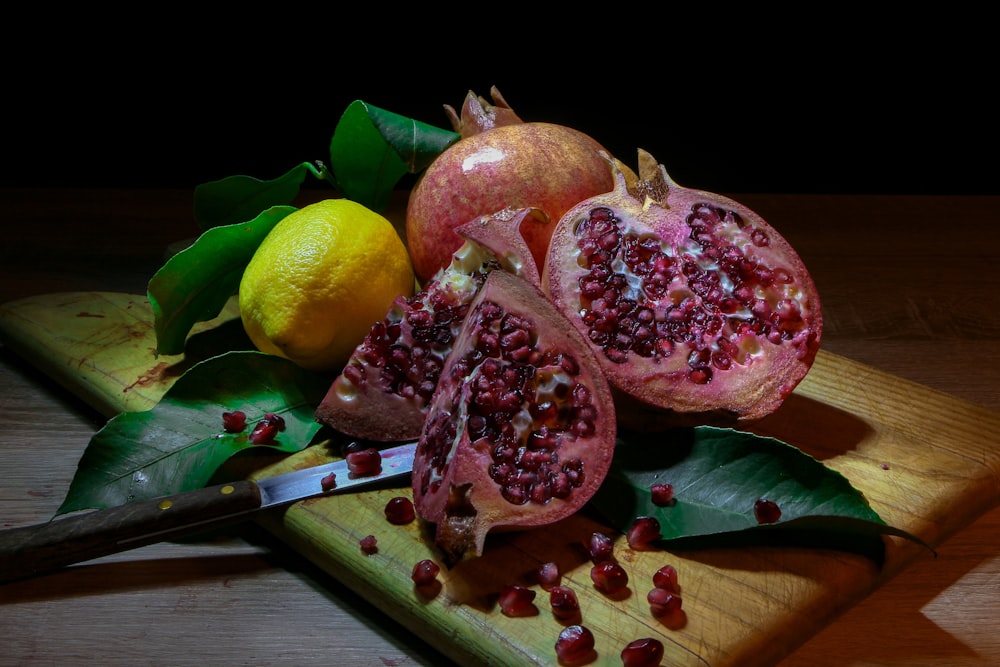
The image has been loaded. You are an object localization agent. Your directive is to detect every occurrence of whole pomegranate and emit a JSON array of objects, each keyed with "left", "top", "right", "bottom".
[
  {"left": 544, "top": 149, "right": 823, "bottom": 428},
  {"left": 405, "top": 87, "right": 626, "bottom": 283},
  {"left": 412, "top": 270, "right": 616, "bottom": 564},
  {"left": 314, "top": 207, "right": 545, "bottom": 442}
]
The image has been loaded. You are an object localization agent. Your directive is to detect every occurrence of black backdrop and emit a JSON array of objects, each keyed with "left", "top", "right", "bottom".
[{"left": 4, "top": 19, "right": 993, "bottom": 196}]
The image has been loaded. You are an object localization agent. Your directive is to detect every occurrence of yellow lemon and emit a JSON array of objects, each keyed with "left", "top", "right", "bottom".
[{"left": 239, "top": 199, "right": 414, "bottom": 372}]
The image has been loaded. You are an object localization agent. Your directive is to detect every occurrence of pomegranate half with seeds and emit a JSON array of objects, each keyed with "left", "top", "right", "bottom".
[
  {"left": 412, "top": 270, "right": 616, "bottom": 564},
  {"left": 544, "top": 149, "right": 823, "bottom": 428}
]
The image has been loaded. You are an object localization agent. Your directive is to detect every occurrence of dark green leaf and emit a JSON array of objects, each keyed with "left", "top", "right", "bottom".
[
  {"left": 192, "top": 162, "right": 326, "bottom": 231},
  {"left": 329, "top": 100, "right": 459, "bottom": 212},
  {"left": 148, "top": 205, "right": 296, "bottom": 356},
  {"left": 56, "top": 351, "right": 332, "bottom": 515},
  {"left": 590, "top": 426, "right": 930, "bottom": 559}
]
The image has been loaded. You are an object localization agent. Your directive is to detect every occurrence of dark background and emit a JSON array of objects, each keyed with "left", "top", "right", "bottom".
[{"left": 3, "top": 18, "right": 993, "bottom": 196}]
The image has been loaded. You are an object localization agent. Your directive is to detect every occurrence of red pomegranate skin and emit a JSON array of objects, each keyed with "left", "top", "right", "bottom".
[{"left": 405, "top": 122, "right": 617, "bottom": 283}]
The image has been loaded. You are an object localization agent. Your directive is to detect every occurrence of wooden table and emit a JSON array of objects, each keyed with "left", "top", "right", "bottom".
[{"left": 1, "top": 188, "right": 998, "bottom": 666}]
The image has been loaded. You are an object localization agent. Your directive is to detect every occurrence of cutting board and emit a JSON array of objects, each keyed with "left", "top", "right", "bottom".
[{"left": 2, "top": 292, "right": 999, "bottom": 667}]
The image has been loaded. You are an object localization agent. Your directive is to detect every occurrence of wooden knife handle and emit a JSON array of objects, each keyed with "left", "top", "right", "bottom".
[{"left": 0, "top": 480, "right": 263, "bottom": 583}]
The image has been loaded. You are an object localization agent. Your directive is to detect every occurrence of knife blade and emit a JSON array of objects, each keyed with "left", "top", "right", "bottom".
[{"left": 0, "top": 441, "right": 417, "bottom": 584}]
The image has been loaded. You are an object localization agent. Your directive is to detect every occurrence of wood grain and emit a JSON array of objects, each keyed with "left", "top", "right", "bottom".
[{"left": 2, "top": 188, "right": 999, "bottom": 666}]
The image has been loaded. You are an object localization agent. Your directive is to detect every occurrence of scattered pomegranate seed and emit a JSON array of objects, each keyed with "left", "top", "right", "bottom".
[
  {"left": 222, "top": 410, "right": 246, "bottom": 433},
  {"left": 537, "top": 561, "right": 561, "bottom": 590},
  {"left": 384, "top": 496, "right": 415, "bottom": 524},
  {"left": 263, "top": 412, "right": 286, "bottom": 431},
  {"left": 248, "top": 412, "right": 286, "bottom": 444},
  {"left": 591, "top": 560, "right": 629, "bottom": 595},
  {"left": 549, "top": 585, "right": 581, "bottom": 621},
  {"left": 586, "top": 531, "right": 615, "bottom": 563},
  {"left": 249, "top": 420, "right": 279, "bottom": 444},
  {"left": 498, "top": 584, "right": 538, "bottom": 617},
  {"left": 359, "top": 534, "right": 378, "bottom": 555},
  {"left": 347, "top": 447, "right": 382, "bottom": 476},
  {"left": 621, "top": 637, "right": 664, "bottom": 667},
  {"left": 626, "top": 516, "right": 661, "bottom": 550},
  {"left": 753, "top": 498, "right": 782, "bottom": 524},
  {"left": 652, "top": 564, "right": 680, "bottom": 593},
  {"left": 555, "top": 625, "right": 596, "bottom": 666},
  {"left": 320, "top": 472, "right": 337, "bottom": 492},
  {"left": 649, "top": 482, "right": 674, "bottom": 506},
  {"left": 647, "top": 587, "right": 683, "bottom": 617},
  {"left": 411, "top": 559, "right": 440, "bottom": 586}
]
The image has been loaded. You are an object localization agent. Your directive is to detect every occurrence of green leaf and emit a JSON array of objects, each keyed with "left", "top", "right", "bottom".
[
  {"left": 148, "top": 205, "right": 296, "bottom": 356},
  {"left": 192, "top": 162, "right": 326, "bottom": 231},
  {"left": 56, "top": 351, "right": 332, "bottom": 515},
  {"left": 329, "top": 100, "right": 459, "bottom": 212},
  {"left": 590, "top": 426, "right": 930, "bottom": 560}
]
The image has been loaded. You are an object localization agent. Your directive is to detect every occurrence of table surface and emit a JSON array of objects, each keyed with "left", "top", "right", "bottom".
[{"left": 1, "top": 187, "right": 998, "bottom": 666}]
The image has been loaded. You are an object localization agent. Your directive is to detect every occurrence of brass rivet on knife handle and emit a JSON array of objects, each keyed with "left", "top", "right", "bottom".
[{"left": 0, "top": 480, "right": 264, "bottom": 584}]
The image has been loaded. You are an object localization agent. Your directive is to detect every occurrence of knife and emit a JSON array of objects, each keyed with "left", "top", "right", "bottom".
[{"left": 0, "top": 441, "right": 417, "bottom": 584}]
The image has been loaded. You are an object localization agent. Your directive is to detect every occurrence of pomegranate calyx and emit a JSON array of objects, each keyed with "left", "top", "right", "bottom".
[{"left": 444, "top": 86, "right": 524, "bottom": 138}]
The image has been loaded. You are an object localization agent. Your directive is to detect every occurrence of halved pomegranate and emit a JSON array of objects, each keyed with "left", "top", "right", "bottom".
[
  {"left": 412, "top": 270, "right": 616, "bottom": 563},
  {"left": 544, "top": 149, "right": 823, "bottom": 428}
]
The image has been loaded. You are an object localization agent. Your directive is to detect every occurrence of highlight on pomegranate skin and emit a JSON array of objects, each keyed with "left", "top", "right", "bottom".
[{"left": 544, "top": 149, "right": 823, "bottom": 429}]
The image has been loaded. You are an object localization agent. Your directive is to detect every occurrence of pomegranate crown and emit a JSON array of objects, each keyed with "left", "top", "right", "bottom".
[{"left": 444, "top": 86, "right": 525, "bottom": 138}]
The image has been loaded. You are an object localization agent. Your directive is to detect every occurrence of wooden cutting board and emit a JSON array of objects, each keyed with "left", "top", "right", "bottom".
[{"left": 2, "top": 291, "right": 999, "bottom": 667}]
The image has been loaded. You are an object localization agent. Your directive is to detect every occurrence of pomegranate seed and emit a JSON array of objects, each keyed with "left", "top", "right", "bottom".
[
  {"left": 263, "top": 412, "right": 286, "bottom": 431},
  {"left": 411, "top": 559, "right": 440, "bottom": 586},
  {"left": 320, "top": 472, "right": 337, "bottom": 492},
  {"left": 248, "top": 419, "right": 279, "bottom": 444},
  {"left": 621, "top": 637, "right": 664, "bottom": 667},
  {"left": 753, "top": 498, "right": 782, "bottom": 524},
  {"left": 626, "top": 516, "right": 661, "bottom": 550},
  {"left": 647, "top": 587, "right": 683, "bottom": 616},
  {"left": 555, "top": 625, "right": 596, "bottom": 666},
  {"left": 359, "top": 535, "right": 378, "bottom": 555},
  {"left": 222, "top": 410, "right": 246, "bottom": 433},
  {"left": 652, "top": 565, "right": 680, "bottom": 593},
  {"left": 346, "top": 447, "right": 382, "bottom": 476},
  {"left": 591, "top": 560, "right": 629, "bottom": 595},
  {"left": 537, "top": 561, "right": 561, "bottom": 590},
  {"left": 649, "top": 482, "right": 674, "bottom": 506},
  {"left": 498, "top": 584, "right": 538, "bottom": 617},
  {"left": 549, "top": 585, "right": 581, "bottom": 621},
  {"left": 384, "top": 496, "right": 415, "bottom": 524},
  {"left": 586, "top": 531, "right": 615, "bottom": 563}
]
